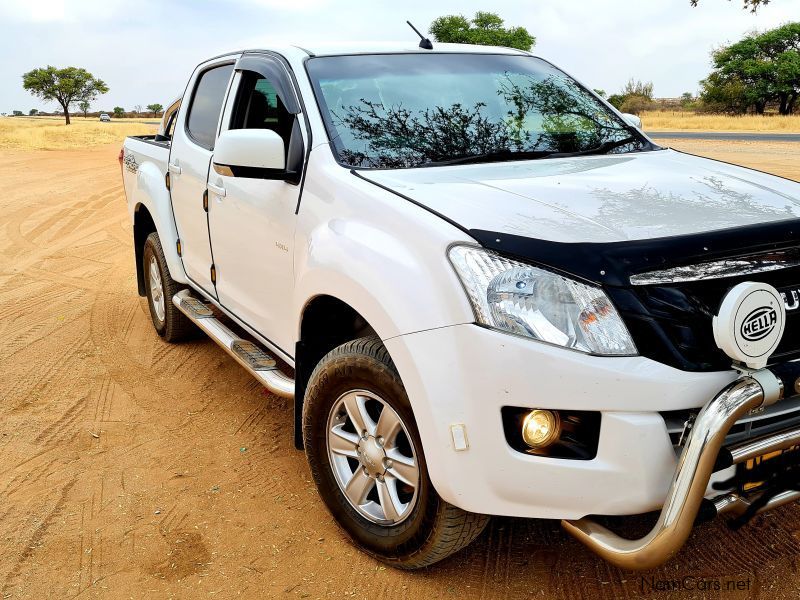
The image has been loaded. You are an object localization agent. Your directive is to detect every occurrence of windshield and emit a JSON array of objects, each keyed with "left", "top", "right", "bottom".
[{"left": 306, "top": 53, "right": 653, "bottom": 169}]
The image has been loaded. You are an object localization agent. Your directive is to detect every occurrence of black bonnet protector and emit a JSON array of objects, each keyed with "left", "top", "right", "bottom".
[
  {"left": 471, "top": 218, "right": 800, "bottom": 287},
  {"left": 471, "top": 219, "right": 800, "bottom": 371}
]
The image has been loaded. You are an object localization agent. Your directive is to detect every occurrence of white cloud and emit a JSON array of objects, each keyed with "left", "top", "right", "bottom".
[
  {"left": 0, "top": 0, "right": 66, "bottom": 22},
  {"left": 0, "top": 0, "right": 141, "bottom": 23},
  {"left": 230, "top": 0, "right": 331, "bottom": 10},
  {"left": 2, "top": 0, "right": 800, "bottom": 113}
]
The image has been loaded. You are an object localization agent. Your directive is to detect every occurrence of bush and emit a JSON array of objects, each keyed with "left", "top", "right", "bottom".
[{"left": 620, "top": 95, "right": 654, "bottom": 115}]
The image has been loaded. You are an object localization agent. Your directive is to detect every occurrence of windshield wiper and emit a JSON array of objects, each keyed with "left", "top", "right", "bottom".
[
  {"left": 425, "top": 136, "right": 639, "bottom": 167},
  {"left": 426, "top": 149, "right": 554, "bottom": 167},
  {"left": 543, "top": 136, "right": 638, "bottom": 159}
]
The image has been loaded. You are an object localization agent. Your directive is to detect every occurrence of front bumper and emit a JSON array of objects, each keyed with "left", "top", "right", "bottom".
[
  {"left": 384, "top": 324, "right": 794, "bottom": 520},
  {"left": 563, "top": 365, "right": 800, "bottom": 569}
]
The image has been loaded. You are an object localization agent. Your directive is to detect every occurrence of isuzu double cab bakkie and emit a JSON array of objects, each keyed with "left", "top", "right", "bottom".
[{"left": 121, "top": 41, "right": 800, "bottom": 570}]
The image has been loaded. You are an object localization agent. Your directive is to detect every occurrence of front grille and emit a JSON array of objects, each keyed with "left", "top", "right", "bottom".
[
  {"left": 608, "top": 263, "right": 800, "bottom": 372},
  {"left": 663, "top": 394, "right": 800, "bottom": 448}
]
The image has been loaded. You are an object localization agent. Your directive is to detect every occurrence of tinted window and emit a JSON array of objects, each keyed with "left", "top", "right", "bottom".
[
  {"left": 186, "top": 64, "right": 234, "bottom": 150},
  {"left": 230, "top": 72, "right": 293, "bottom": 149},
  {"left": 306, "top": 54, "right": 651, "bottom": 169}
]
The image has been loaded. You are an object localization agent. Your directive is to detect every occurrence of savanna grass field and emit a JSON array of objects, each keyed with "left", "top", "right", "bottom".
[
  {"left": 1, "top": 114, "right": 800, "bottom": 598},
  {"left": 0, "top": 115, "right": 158, "bottom": 150},
  {"left": 640, "top": 111, "right": 800, "bottom": 132}
]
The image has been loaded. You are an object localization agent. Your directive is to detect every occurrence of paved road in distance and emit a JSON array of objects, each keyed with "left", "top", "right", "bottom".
[{"left": 647, "top": 130, "right": 800, "bottom": 142}]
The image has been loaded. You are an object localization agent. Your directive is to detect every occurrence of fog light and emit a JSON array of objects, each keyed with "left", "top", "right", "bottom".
[{"left": 521, "top": 409, "right": 561, "bottom": 448}]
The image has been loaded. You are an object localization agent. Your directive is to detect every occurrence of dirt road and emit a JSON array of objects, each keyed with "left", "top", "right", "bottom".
[{"left": 2, "top": 142, "right": 800, "bottom": 599}]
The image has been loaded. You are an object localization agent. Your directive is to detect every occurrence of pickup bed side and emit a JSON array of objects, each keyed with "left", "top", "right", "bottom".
[{"left": 121, "top": 137, "right": 187, "bottom": 295}]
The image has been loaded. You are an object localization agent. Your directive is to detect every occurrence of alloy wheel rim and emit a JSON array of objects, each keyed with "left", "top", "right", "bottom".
[
  {"left": 326, "top": 389, "right": 420, "bottom": 525},
  {"left": 149, "top": 256, "right": 165, "bottom": 323}
]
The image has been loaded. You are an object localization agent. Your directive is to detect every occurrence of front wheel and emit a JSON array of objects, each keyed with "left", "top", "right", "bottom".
[{"left": 303, "top": 336, "right": 489, "bottom": 569}]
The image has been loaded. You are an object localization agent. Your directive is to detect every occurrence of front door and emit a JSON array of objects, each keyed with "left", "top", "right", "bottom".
[
  {"left": 207, "top": 61, "right": 304, "bottom": 355},
  {"left": 168, "top": 60, "right": 235, "bottom": 296}
]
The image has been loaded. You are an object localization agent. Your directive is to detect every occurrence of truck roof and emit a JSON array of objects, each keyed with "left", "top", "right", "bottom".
[
  {"left": 215, "top": 42, "right": 530, "bottom": 61},
  {"left": 292, "top": 41, "right": 529, "bottom": 57}
]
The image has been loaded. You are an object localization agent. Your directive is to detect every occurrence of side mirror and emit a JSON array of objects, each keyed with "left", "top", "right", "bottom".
[
  {"left": 621, "top": 113, "right": 642, "bottom": 129},
  {"left": 213, "top": 128, "right": 285, "bottom": 174}
]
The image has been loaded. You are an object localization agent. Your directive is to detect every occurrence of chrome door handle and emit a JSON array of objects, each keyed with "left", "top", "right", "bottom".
[
  {"left": 168, "top": 162, "right": 182, "bottom": 175},
  {"left": 207, "top": 182, "right": 226, "bottom": 197}
]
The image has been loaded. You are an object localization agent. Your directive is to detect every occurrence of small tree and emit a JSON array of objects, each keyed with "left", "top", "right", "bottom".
[
  {"left": 79, "top": 100, "right": 90, "bottom": 118},
  {"left": 146, "top": 103, "right": 164, "bottom": 117},
  {"left": 12, "top": 110, "right": 23, "bottom": 116},
  {"left": 29, "top": 108, "right": 38, "bottom": 116},
  {"left": 621, "top": 79, "right": 654, "bottom": 100},
  {"left": 133, "top": 104, "right": 142, "bottom": 115},
  {"left": 607, "top": 79, "right": 655, "bottom": 113},
  {"left": 593, "top": 89, "right": 607, "bottom": 98},
  {"left": 113, "top": 106, "right": 125, "bottom": 118},
  {"left": 430, "top": 12, "right": 535, "bottom": 51},
  {"left": 22, "top": 66, "right": 108, "bottom": 125}
]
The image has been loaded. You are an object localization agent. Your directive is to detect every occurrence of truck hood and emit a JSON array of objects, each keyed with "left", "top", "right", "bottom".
[{"left": 360, "top": 149, "right": 800, "bottom": 243}]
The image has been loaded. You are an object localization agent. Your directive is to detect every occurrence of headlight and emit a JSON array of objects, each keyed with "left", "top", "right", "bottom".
[{"left": 448, "top": 245, "right": 636, "bottom": 356}]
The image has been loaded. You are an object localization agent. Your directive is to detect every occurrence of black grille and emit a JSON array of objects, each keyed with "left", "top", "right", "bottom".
[
  {"left": 663, "top": 395, "right": 800, "bottom": 447},
  {"left": 607, "top": 265, "right": 800, "bottom": 372}
]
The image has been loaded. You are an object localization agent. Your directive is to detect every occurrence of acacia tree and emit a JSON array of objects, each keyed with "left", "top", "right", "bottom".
[
  {"left": 147, "top": 103, "right": 163, "bottom": 117},
  {"left": 700, "top": 22, "right": 800, "bottom": 114},
  {"left": 78, "top": 100, "right": 90, "bottom": 118},
  {"left": 22, "top": 66, "right": 108, "bottom": 125},
  {"left": 429, "top": 12, "right": 535, "bottom": 51}
]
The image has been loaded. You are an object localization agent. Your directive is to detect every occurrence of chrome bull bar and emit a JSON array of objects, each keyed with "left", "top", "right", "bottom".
[{"left": 561, "top": 363, "right": 800, "bottom": 570}]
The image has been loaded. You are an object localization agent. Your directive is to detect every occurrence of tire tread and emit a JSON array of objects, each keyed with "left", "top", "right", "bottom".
[{"left": 144, "top": 232, "right": 194, "bottom": 342}]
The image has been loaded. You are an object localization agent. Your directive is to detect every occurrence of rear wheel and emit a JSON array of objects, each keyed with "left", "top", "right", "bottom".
[
  {"left": 303, "top": 336, "right": 489, "bottom": 569},
  {"left": 142, "top": 232, "right": 194, "bottom": 342}
]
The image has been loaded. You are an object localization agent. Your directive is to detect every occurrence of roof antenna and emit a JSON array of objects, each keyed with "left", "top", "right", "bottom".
[{"left": 407, "top": 20, "right": 433, "bottom": 50}]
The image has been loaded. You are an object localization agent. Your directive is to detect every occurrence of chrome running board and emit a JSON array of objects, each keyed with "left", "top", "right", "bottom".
[{"left": 172, "top": 290, "right": 294, "bottom": 399}]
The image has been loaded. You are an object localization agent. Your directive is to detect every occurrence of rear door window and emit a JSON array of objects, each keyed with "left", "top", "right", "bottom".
[{"left": 186, "top": 64, "right": 234, "bottom": 150}]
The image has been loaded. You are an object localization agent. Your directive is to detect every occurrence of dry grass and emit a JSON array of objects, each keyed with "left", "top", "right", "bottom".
[
  {"left": 0, "top": 116, "right": 158, "bottom": 150},
  {"left": 641, "top": 111, "right": 800, "bottom": 133}
]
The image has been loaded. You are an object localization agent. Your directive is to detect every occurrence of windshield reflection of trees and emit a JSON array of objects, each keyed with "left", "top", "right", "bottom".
[{"left": 332, "top": 74, "right": 644, "bottom": 168}]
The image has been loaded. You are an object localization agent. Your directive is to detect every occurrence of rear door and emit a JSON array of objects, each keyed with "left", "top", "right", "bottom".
[
  {"left": 168, "top": 58, "right": 236, "bottom": 296},
  {"left": 206, "top": 54, "right": 306, "bottom": 354}
]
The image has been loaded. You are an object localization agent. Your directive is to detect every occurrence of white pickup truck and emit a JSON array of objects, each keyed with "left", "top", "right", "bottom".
[{"left": 121, "top": 41, "right": 800, "bottom": 570}]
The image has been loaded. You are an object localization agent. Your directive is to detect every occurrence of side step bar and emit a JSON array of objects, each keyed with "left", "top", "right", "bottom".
[{"left": 172, "top": 290, "right": 295, "bottom": 399}]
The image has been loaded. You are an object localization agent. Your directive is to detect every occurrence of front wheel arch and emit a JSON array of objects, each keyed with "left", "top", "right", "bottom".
[{"left": 294, "top": 295, "right": 377, "bottom": 449}]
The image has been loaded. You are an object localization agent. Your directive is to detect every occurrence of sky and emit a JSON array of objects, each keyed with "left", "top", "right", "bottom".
[{"left": 1, "top": 0, "right": 799, "bottom": 114}]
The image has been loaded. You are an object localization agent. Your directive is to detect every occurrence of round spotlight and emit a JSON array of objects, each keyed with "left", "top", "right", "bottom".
[{"left": 521, "top": 409, "right": 561, "bottom": 449}]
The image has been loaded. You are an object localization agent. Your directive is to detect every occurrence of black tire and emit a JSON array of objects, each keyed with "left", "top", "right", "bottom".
[
  {"left": 303, "top": 336, "right": 489, "bottom": 569},
  {"left": 142, "top": 232, "right": 194, "bottom": 342}
]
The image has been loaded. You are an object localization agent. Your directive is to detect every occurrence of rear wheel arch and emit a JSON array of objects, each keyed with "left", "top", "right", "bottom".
[{"left": 133, "top": 203, "right": 157, "bottom": 296}]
